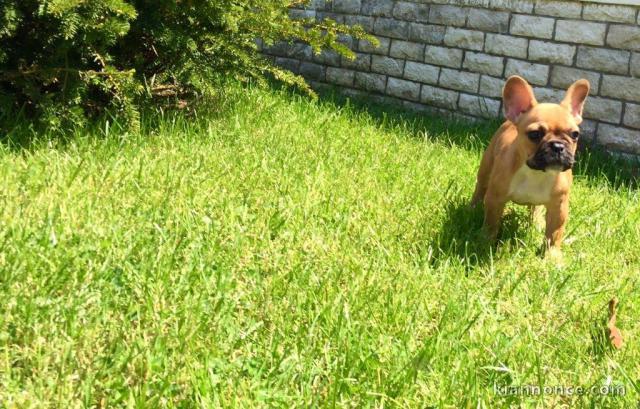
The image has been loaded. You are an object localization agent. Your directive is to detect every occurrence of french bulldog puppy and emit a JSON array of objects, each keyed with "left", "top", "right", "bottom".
[{"left": 470, "top": 75, "right": 590, "bottom": 255}]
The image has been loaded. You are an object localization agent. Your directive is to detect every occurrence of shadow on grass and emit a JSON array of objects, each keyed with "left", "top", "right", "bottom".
[
  {"left": 589, "top": 319, "right": 610, "bottom": 363},
  {"left": 317, "top": 87, "right": 499, "bottom": 152},
  {"left": 0, "top": 93, "right": 226, "bottom": 152},
  {"left": 3, "top": 81, "right": 638, "bottom": 190},
  {"left": 429, "top": 195, "right": 529, "bottom": 270},
  {"left": 314, "top": 86, "right": 639, "bottom": 191},
  {"left": 432, "top": 197, "right": 492, "bottom": 270}
]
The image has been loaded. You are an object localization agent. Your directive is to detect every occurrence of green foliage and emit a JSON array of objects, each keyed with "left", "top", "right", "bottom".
[
  {"left": 0, "top": 0, "right": 139, "bottom": 131},
  {"left": 0, "top": 0, "right": 376, "bottom": 132}
]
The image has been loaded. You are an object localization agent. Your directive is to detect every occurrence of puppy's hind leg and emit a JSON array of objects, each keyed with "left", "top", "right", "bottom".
[
  {"left": 529, "top": 205, "right": 545, "bottom": 230},
  {"left": 471, "top": 149, "right": 494, "bottom": 208},
  {"left": 483, "top": 194, "right": 506, "bottom": 242}
]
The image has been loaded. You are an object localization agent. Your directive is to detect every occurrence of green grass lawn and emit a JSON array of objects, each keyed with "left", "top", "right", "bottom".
[{"left": 1, "top": 84, "right": 639, "bottom": 408}]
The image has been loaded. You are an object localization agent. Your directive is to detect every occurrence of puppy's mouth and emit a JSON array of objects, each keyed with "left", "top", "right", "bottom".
[{"left": 526, "top": 142, "right": 574, "bottom": 172}]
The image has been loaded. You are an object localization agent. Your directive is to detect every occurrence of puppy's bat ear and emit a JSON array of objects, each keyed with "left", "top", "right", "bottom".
[
  {"left": 502, "top": 76, "right": 538, "bottom": 123},
  {"left": 561, "top": 79, "right": 590, "bottom": 125}
]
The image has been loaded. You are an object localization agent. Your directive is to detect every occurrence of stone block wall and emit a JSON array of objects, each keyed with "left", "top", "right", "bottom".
[{"left": 263, "top": 0, "right": 640, "bottom": 156}]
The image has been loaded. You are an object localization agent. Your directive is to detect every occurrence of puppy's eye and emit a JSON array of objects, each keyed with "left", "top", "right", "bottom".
[
  {"left": 570, "top": 131, "right": 580, "bottom": 140},
  {"left": 527, "top": 130, "right": 544, "bottom": 140}
]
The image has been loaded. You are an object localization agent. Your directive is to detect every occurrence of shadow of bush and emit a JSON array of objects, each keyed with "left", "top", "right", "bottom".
[{"left": 314, "top": 86, "right": 639, "bottom": 191}]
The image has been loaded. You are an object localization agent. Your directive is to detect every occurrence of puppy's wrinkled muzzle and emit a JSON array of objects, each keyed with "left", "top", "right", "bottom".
[{"left": 527, "top": 141, "right": 574, "bottom": 172}]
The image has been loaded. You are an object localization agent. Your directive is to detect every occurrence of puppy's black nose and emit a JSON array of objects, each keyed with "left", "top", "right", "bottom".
[{"left": 550, "top": 141, "right": 565, "bottom": 153}]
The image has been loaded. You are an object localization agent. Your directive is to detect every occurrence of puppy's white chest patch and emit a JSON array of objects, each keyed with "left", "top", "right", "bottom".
[{"left": 508, "top": 165, "right": 556, "bottom": 205}]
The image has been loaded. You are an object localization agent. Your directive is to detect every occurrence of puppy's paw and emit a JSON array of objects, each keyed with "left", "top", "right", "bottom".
[
  {"left": 481, "top": 226, "right": 499, "bottom": 244},
  {"left": 544, "top": 246, "right": 564, "bottom": 266}
]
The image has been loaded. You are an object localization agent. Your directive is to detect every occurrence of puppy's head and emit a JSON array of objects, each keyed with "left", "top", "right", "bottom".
[{"left": 503, "top": 76, "right": 590, "bottom": 172}]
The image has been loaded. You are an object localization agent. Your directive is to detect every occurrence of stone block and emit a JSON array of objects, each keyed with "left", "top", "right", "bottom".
[
  {"left": 344, "top": 15, "right": 375, "bottom": 31},
  {"left": 485, "top": 34, "right": 528, "bottom": 58},
  {"left": 490, "top": 0, "right": 534, "bottom": 13},
  {"left": 313, "top": 49, "right": 341, "bottom": 66},
  {"left": 576, "top": 46, "right": 630, "bottom": 75},
  {"left": 510, "top": 15, "right": 555, "bottom": 39},
  {"left": 597, "top": 124, "right": 640, "bottom": 154},
  {"left": 386, "top": 77, "right": 421, "bottom": 101},
  {"left": 403, "top": 101, "right": 446, "bottom": 116},
  {"left": 623, "top": 103, "right": 640, "bottom": 129},
  {"left": 505, "top": 59, "right": 549, "bottom": 86},
  {"left": 607, "top": 25, "right": 640, "bottom": 51},
  {"left": 439, "top": 68, "right": 480, "bottom": 92},
  {"left": 479, "top": 75, "right": 504, "bottom": 98},
  {"left": 528, "top": 40, "right": 576, "bottom": 65},
  {"left": 533, "top": 86, "right": 564, "bottom": 103},
  {"left": 403, "top": 61, "right": 440, "bottom": 84},
  {"left": 429, "top": 5, "right": 468, "bottom": 27},
  {"left": 421, "top": 85, "right": 459, "bottom": 109},
  {"left": 326, "top": 67, "right": 355, "bottom": 86},
  {"left": 459, "top": 93, "right": 501, "bottom": 118},
  {"left": 467, "top": 8, "right": 510, "bottom": 33},
  {"left": 580, "top": 119, "right": 598, "bottom": 143},
  {"left": 583, "top": 4, "right": 636, "bottom": 23},
  {"left": 601, "top": 75, "right": 640, "bottom": 102},
  {"left": 299, "top": 62, "right": 326, "bottom": 81},
  {"left": 389, "top": 40, "right": 425, "bottom": 61},
  {"left": 309, "top": 0, "right": 327, "bottom": 10},
  {"left": 289, "top": 9, "right": 316, "bottom": 20},
  {"left": 337, "top": 34, "right": 355, "bottom": 50},
  {"left": 374, "top": 18, "right": 409, "bottom": 39},
  {"left": 550, "top": 66, "right": 600, "bottom": 94},
  {"left": 409, "top": 23, "right": 446, "bottom": 44},
  {"left": 341, "top": 52, "right": 371, "bottom": 71},
  {"left": 393, "top": 2, "right": 430, "bottom": 23},
  {"left": 534, "top": 0, "right": 581, "bottom": 18},
  {"left": 276, "top": 57, "right": 302, "bottom": 74},
  {"left": 632, "top": 53, "right": 640, "bottom": 77},
  {"left": 358, "top": 37, "right": 391, "bottom": 55},
  {"left": 264, "top": 41, "right": 287, "bottom": 57},
  {"left": 443, "top": 27, "right": 485, "bottom": 51},
  {"left": 361, "top": 0, "right": 394, "bottom": 16},
  {"left": 424, "top": 45, "right": 464, "bottom": 68},
  {"left": 555, "top": 20, "right": 606, "bottom": 46},
  {"left": 354, "top": 72, "right": 387, "bottom": 93},
  {"left": 583, "top": 96, "right": 623, "bottom": 123},
  {"left": 332, "top": 0, "right": 362, "bottom": 14},
  {"left": 268, "top": 41, "right": 311, "bottom": 59},
  {"left": 463, "top": 52, "right": 505, "bottom": 77},
  {"left": 371, "top": 55, "right": 405, "bottom": 76}
]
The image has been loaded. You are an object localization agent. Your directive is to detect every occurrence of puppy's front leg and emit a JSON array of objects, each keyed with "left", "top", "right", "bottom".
[
  {"left": 483, "top": 195, "right": 506, "bottom": 241},
  {"left": 544, "top": 195, "right": 569, "bottom": 251}
]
